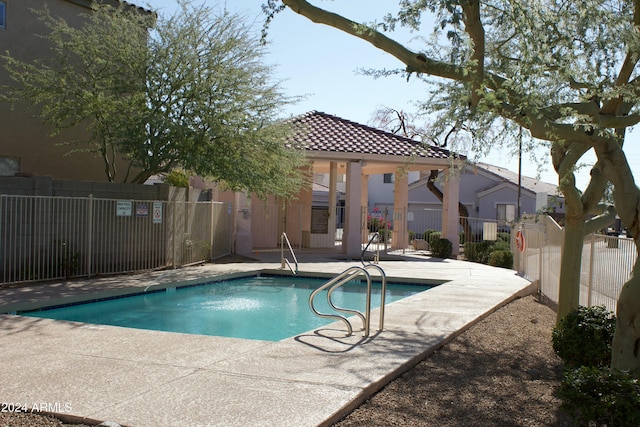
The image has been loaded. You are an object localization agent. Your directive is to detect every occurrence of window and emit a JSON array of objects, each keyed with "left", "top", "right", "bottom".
[
  {"left": 0, "top": 2, "right": 6, "bottom": 29},
  {"left": 383, "top": 173, "right": 394, "bottom": 184},
  {"left": 496, "top": 204, "right": 515, "bottom": 223},
  {"left": 0, "top": 157, "right": 20, "bottom": 176}
]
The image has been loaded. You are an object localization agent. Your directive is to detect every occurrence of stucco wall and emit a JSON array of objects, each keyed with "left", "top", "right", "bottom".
[{"left": 0, "top": 0, "right": 141, "bottom": 182}]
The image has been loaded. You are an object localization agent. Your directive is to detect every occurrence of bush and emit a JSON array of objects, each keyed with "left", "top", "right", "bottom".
[
  {"left": 488, "top": 250, "right": 513, "bottom": 268},
  {"left": 497, "top": 231, "right": 511, "bottom": 242},
  {"left": 423, "top": 229, "right": 438, "bottom": 243},
  {"left": 464, "top": 239, "right": 511, "bottom": 265},
  {"left": 427, "top": 231, "right": 441, "bottom": 245},
  {"left": 164, "top": 169, "right": 190, "bottom": 187},
  {"left": 464, "top": 241, "right": 493, "bottom": 263},
  {"left": 558, "top": 366, "right": 640, "bottom": 426},
  {"left": 430, "top": 237, "right": 452, "bottom": 259},
  {"left": 552, "top": 305, "right": 616, "bottom": 368}
]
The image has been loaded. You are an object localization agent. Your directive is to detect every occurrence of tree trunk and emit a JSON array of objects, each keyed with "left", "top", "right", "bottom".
[
  {"left": 556, "top": 213, "right": 585, "bottom": 322},
  {"left": 611, "top": 266, "right": 640, "bottom": 372},
  {"left": 592, "top": 138, "right": 640, "bottom": 374},
  {"left": 426, "top": 170, "right": 472, "bottom": 240}
]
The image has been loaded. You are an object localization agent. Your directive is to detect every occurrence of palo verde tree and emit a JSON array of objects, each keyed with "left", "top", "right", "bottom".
[
  {"left": 265, "top": 0, "right": 640, "bottom": 373},
  {"left": 2, "top": 1, "right": 307, "bottom": 199}
]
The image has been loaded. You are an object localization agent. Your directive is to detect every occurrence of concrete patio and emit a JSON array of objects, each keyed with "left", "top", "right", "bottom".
[{"left": 0, "top": 252, "right": 534, "bottom": 427}]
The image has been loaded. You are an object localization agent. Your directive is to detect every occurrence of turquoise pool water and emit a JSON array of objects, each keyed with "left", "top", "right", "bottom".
[{"left": 24, "top": 275, "right": 431, "bottom": 341}]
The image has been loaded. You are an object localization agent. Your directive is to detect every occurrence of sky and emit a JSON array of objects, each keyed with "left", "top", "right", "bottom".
[{"left": 143, "top": 0, "right": 640, "bottom": 191}]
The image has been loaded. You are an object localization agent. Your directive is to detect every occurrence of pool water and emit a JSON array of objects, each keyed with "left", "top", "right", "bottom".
[{"left": 24, "top": 275, "right": 431, "bottom": 341}]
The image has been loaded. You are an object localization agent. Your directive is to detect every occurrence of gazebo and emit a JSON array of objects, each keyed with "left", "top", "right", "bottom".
[{"left": 232, "top": 111, "right": 463, "bottom": 256}]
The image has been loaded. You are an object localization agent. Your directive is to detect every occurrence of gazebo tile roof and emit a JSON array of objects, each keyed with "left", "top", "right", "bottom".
[{"left": 288, "top": 111, "right": 455, "bottom": 159}]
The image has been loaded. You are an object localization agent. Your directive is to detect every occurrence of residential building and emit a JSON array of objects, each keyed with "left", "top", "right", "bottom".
[
  {"left": 366, "top": 161, "right": 564, "bottom": 234},
  {"left": 0, "top": 0, "right": 146, "bottom": 181}
]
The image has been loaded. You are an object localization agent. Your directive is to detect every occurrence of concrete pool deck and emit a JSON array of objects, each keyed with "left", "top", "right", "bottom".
[{"left": 0, "top": 252, "right": 534, "bottom": 426}]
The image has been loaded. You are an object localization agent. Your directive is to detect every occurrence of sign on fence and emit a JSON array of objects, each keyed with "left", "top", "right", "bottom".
[
  {"left": 116, "top": 200, "right": 132, "bottom": 216},
  {"left": 136, "top": 204, "right": 148, "bottom": 217},
  {"left": 153, "top": 202, "right": 163, "bottom": 224}
]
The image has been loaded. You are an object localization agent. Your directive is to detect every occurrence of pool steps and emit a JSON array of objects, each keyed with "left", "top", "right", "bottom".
[{"left": 309, "top": 264, "right": 387, "bottom": 337}]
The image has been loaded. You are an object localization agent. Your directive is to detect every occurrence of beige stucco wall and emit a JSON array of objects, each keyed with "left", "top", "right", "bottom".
[{"left": 0, "top": 0, "right": 139, "bottom": 182}]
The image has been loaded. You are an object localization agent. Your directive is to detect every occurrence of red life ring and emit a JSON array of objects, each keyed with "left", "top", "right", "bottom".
[{"left": 515, "top": 230, "right": 526, "bottom": 252}]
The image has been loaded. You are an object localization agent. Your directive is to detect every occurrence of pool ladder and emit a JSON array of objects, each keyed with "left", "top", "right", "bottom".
[
  {"left": 308, "top": 265, "right": 387, "bottom": 337},
  {"left": 280, "top": 232, "right": 298, "bottom": 275}
]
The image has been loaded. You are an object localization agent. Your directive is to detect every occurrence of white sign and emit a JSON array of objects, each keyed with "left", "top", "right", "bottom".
[
  {"left": 116, "top": 200, "right": 132, "bottom": 217},
  {"left": 153, "top": 202, "right": 163, "bottom": 224}
]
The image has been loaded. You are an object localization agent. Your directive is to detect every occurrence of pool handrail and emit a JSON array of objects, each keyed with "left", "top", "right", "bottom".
[
  {"left": 280, "top": 232, "right": 298, "bottom": 275},
  {"left": 309, "top": 265, "right": 387, "bottom": 337},
  {"left": 361, "top": 232, "right": 381, "bottom": 266}
]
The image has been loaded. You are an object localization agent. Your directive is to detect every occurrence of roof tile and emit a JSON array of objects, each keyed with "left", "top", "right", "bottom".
[{"left": 288, "top": 111, "right": 457, "bottom": 160}]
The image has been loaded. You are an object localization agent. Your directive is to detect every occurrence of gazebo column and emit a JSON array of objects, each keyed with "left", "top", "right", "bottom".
[
  {"left": 343, "top": 160, "right": 363, "bottom": 255},
  {"left": 361, "top": 174, "right": 369, "bottom": 243},
  {"left": 442, "top": 169, "right": 460, "bottom": 256},
  {"left": 392, "top": 169, "right": 408, "bottom": 250},
  {"left": 294, "top": 180, "right": 312, "bottom": 247},
  {"left": 235, "top": 191, "right": 252, "bottom": 255},
  {"left": 329, "top": 162, "right": 338, "bottom": 247}
]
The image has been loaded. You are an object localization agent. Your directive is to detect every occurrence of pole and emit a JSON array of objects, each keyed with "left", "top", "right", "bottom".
[{"left": 517, "top": 127, "right": 522, "bottom": 220}]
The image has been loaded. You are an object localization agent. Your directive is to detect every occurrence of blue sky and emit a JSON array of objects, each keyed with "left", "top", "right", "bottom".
[{"left": 144, "top": 0, "right": 640, "bottom": 191}]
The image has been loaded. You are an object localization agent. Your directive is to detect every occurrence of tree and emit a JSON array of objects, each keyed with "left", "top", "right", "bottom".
[
  {"left": 266, "top": 0, "right": 640, "bottom": 373},
  {"left": 1, "top": 3, "right": 151, "bottom": 182},
  {"left": 2, "top": 1, "right": 307, "bottom": 199},
  {"left": 370, "top": 107, "right": 472, "bottom": 241}
]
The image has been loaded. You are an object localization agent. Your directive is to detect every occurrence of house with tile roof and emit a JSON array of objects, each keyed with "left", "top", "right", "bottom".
[{"left": 0, "top": 0, "right": 148, "bottom": 181}]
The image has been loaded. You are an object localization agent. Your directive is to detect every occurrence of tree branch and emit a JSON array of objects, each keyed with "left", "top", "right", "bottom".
[
  {"left": 462, "top": 0, "right": 485, "bottom": 108},
  {"left": 282, "top": 0, "right": 469, "bottom": 82}
]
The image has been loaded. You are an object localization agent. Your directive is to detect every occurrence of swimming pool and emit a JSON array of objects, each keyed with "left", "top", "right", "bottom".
[{"left": 23, "top": 275, "right": 432, "bottom": 341}]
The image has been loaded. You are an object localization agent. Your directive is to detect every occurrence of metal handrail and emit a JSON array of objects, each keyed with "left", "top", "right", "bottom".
[
  {"left": 308, "top": 265, "right": 387, "bottom": 337},
  {"left": 280, "top": 232, "right": 298, "bottom": 275},
  {"left": 364, "top": 264, "right": 387, "bottom": 332},
  {"left": 361, "top": 232, "right": 381, "bottom": 266}
]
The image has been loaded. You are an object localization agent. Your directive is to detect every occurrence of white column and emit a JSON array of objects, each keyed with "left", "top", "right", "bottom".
[
  {"left": 234, "top": 191, "right": 253, "bottom": 254},
  {"left": 329, "top": 162, "right": 338, "bottom": 246},
  {"left": 361, "top": 174, "right": 369, "bottom": 243},
  {"left": 343, "top": 161, "right": 363, "bottom": 255},
  {"left": 442, "top": 169, "right": 460, "bottom": 256},
  {"left": 392, "top": 168, "right": 409, "bottom": 250}
]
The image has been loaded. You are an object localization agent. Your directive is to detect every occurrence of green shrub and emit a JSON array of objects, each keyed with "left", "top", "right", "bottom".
[
  {"left": 488, "top": 250, "right": 513, "bottom": 268},
  {"left": 497, "top": 231, "right": 511, "bottom": 242},
  {"left": 164, "top": 169, "right": 190, "bottom": 187},
  {"left": 427, "top": 231, "right": 441, "bottom": 245},
  {"left": 464, "top": 239, "right": 511, "bottom": 264},
  {"left": 430, "top": 237, "right": 452, "bottom": 259},
  {"left": 464, "top": 241, "right": 493, "bottom": 263},
  {"left": 408, "top": 230, "right": 415, "bottom": 242},
  {"left": 552, "top": 305, "right": 616, "bottom": 368},
  {"left": 423, "top": 229, "right": 438, "bottom": 243},
  {"left": 558, "top": 366, "right": 640, "bottom": 427}
]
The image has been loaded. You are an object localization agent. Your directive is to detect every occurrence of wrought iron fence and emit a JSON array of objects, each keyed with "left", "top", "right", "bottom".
[
  {"left": 514, "top": 215, "right": 633, "bottom": 312},
  {"left": 0, "top": 195, "right": 232, "bottom": 285}
]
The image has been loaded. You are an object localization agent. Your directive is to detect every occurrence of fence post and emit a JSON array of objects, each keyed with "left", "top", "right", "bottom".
[
  {"left": 209, "top": 200, "right": 215, "bottom": 261},
  {"left": 587, "top": 233, "right": 595, "bottom": 306},
  {"left": 538, "top": 225, "right": 543, "bottom": 291},
  {"left": 86, "top": 195, "right": 93, "bottom": 278},
  {"left": 172, "top": 201, "right": 177, "bottom": 268}
]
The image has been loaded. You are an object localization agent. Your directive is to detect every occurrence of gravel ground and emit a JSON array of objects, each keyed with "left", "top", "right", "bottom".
[{"left": 0, "top": 295, "right": 572, "bottom": 427}]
